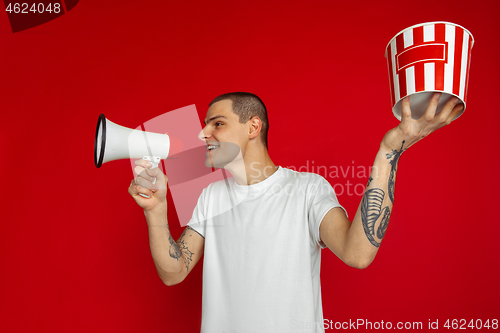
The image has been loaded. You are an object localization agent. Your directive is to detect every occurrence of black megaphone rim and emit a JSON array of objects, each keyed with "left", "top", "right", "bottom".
[{"left": 94, "top": 114, "right": 106, "bottom": 168}]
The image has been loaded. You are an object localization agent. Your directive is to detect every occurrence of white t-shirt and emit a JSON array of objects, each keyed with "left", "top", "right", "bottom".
[{"left": 188, "top": 167, "right": 345, "bottom": 333}]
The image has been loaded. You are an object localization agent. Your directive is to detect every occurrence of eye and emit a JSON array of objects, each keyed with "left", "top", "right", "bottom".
[{"left": 215, "top": 122, "right": 223, "bottom": 127}]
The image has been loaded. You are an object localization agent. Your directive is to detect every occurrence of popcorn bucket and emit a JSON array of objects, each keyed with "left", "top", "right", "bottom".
[{"left": 385, "top": 22, "right": 474, "bottom": 120}]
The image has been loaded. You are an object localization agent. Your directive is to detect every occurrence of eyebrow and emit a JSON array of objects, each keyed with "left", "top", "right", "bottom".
[{"left": 204, "top": 115, "right": 228, "bottom": 125}]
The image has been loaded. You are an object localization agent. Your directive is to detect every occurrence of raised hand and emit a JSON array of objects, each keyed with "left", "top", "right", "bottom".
[
  {"left": 381, "top": 92, "right": 464, "bottom": 152},
  {"left": 128, "top": 159, "right": 168, "bottom": 212}
]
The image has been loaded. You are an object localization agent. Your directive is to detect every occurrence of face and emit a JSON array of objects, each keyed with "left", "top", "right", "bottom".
[{"left": 199, "top": 99, "right": 247, "bottom": 168}]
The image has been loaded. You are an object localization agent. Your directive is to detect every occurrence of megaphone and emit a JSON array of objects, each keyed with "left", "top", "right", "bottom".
[{"left": 94, "top": 114, "right": 183, "bottom": 169}]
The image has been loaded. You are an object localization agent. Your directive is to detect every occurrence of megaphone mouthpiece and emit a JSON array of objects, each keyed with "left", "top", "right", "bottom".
[{"left": 168, "top": 135, "right": 183, "bottom": 157}]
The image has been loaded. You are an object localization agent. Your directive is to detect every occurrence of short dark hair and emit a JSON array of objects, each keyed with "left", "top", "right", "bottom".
[{"left": 209, "top": 92, "right": 269, "bottom": 149}]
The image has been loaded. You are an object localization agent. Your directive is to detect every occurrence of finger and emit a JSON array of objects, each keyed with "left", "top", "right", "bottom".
[
  {"left": 135, "top": 176, "right": 156, "bottom": 190},
  {"left": 436, "top": 96, "right": 460, "bottom": 123},
  {"left": 135, "top": 158, "right": 153, "bottom": 168},
  {"left": 147, "top": 167, "right": 168, "bottom": 190},
  {"left": 134, "top": 165, "right": 145, "bottom": 177},
  {"left": 134, "top": 165, "right": 156, "bottom": 183},
  {"left": 134, "top": 184, "right": 153, "bottom": 198},
  {"left": 128, "top": 179, "right": 138, "bottom": 196},
  {"left": 401, "top": 96, "right": 412, "bottom": 122},
  {"left": 129, "top": 179, "right": 154, "bottom": 197},
  {"left": 421, "top": 92, "right": 442, "bottom": 122},
  {"left": 444, "top": 103, "right": 464, "bottom": 125}
]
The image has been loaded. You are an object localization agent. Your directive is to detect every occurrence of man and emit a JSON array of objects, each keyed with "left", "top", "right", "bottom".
[{"left": 128, "top": 92, "right": 463, "bottom": 332}]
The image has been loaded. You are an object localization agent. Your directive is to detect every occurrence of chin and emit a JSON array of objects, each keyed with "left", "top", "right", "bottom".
[
  {"left": 205, "top": 146, "right": 240, "bottom": 169},
  {"left": 204, "top": 158, "right": 213, "bottom": 168},
  {"left": 204, "top": 154, "right": 226, "bottom": 168},
  {"left": 208, "top": 159, "right": 230, "bottom": 169}
]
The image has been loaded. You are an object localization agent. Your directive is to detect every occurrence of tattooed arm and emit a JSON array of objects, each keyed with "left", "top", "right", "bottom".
[
  {"left": 146, "top": 212, "right": 205, "bottom": 286},
  {"left": 129, "top": 159, "right": 205, "bottom": 286},
  {"left": 319, "top": 93, "right": 464, "bottom": 268}
]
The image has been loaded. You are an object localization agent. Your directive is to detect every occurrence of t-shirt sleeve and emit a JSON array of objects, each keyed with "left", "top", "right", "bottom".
[
  {"left": 308, "top": 176, "right": 348, "bottom": 249},
  {"left": 187, "top": 188, "right": 207, "bottom": 238}
]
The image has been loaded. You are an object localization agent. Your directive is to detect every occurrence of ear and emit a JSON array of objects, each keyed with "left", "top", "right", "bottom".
[{"left": 248, "top": 116, "right": 262, "bottom": 140}]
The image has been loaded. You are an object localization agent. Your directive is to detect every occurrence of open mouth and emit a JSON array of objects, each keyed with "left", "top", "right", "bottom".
[{"left": 206, "top": 144, "right": 219, "bottom": 152}]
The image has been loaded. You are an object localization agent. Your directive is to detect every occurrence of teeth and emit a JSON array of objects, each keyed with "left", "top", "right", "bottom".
[{"left": 207, "top": 145, "right": 218, "bottom": 151}]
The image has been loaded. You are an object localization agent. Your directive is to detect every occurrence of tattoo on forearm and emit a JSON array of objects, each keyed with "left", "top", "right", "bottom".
[
  {"left": 361, "top": 188, "right": 391, "bottom": 247},
  {"left": 178, "top": 227, "right": 194, "bottom": 270},
  {"left": 168, "top": 227, "right": 195, "bottom": 271},
  {"left": 360, "top": 141, "right": 404, "bottom": 247},
  {"left": 168, "top": 233, "right": 181, "bottom": 260},
  {"left": 386, "top": 140, "right": 405, "bottom": 204},
  {"left": 377, "top": 206, "right": 391, "bottom": 240}
]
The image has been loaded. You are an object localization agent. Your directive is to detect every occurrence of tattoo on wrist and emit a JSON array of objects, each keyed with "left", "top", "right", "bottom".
[{"left": 361, "top": 188, "right": 391, "bottom": 247}]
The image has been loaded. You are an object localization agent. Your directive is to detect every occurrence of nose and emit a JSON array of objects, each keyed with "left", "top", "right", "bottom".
[{"left": 198, "top": 125, "right": 211, "bottom": 142}]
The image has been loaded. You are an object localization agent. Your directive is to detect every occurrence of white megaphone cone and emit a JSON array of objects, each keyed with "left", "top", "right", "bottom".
[
  {"left": 94, "top": 114, "right": 183, "bottom": 197},
  {"left": 94, "top": 114, "right": 183, "bottom": 168}
]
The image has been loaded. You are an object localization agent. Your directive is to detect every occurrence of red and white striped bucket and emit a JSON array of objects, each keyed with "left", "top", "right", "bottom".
[{"left": 385, "top": 22, "right": 474, "bottom": 120}]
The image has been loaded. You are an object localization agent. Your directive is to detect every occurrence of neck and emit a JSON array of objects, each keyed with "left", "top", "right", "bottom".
[{"left": 225, "top": 148, "right": 277, "bottom": 186}]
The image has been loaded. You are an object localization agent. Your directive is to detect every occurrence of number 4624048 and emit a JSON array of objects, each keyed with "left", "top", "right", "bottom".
[
  {"left": 5, "top": 3, "right": 61, "bottom": 14},
  {"left": 444, "top": 319, "right": 498, "bottom": 330}
]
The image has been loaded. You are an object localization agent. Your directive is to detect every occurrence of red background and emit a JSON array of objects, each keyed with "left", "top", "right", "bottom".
[{"left": 1, "top": 0, "right": 499, "bottom": 331}]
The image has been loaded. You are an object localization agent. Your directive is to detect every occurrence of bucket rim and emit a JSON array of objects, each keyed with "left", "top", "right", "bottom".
[
  {"left": 384, "top": 21, "right": 474, "bottom": 57},
  {"left": 391, "top": 90, "right": 467, "bottom": 121}
]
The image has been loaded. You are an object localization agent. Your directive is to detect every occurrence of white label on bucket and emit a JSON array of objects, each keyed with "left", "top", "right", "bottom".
[
  {"left": 424, "top": 62, "right": 435, "bottom": 91},
  {"left": 459, "top": 32, "right": 470, "bottom": 99},
  {"left": 406, "top": 66, "right": 416, "bottom": 95},
  {"left": 423, "top": 25, "right": 434, "bottom": 42},
  {"left": 444, "top": 25, "right": 455, "bottom": 94}
]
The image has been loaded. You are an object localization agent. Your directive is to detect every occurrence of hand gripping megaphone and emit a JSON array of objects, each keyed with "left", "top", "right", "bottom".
[{"left": 94, "top": 114, "right": 183, "bottom": 196}]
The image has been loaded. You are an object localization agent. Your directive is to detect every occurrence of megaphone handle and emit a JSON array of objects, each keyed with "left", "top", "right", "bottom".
[{"left": 139, "top": 156, "right": 161, "bottom": 199}]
